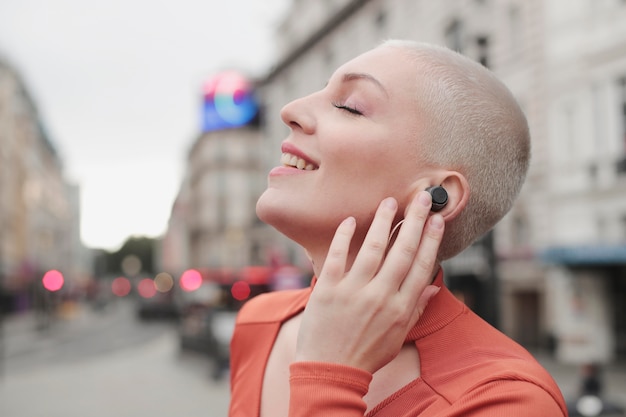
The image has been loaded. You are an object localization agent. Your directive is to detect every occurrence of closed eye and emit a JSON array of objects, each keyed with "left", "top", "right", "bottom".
[{"left": 332, "top": 102, "right": 363, "bottom": 116}]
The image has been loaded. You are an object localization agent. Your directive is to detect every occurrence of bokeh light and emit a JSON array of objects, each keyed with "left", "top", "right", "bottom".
[
  {"left": 231, "top": 280, "right": 251, "bottom": 301},
  {"left": 154, "top": 272, "right": 174, "bottom": 293},
  {"left": 137, "top": 278, "right": 157, "bottom": 298},
  {"left": 121, "top": 254, "right": 142, "bottom": 277},
  {"left": 180, "top": 269, "right": 202, "bottom": 292},
  {"left": 111, "top": 276, "right": 131, "bottom": 297},
  {"left": 42, "top": 270, "right": 64, "bottom": 292},
  {"left": 202, "top": 71, "right": 258, "bottom": 132}
]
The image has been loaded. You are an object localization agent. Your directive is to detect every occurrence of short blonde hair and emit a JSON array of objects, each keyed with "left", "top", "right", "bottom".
[{"left": 383, "top": 40, "right": 530, "bottom": 260}]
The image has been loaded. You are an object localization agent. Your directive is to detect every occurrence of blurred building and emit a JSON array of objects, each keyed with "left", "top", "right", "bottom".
[
  {"left": 160, "top": 179, "right": 191, "bottom": 277},
  {"left": 254, "top": 0, "right": 626, "bottom": 363},
  {"left": 0, "top": 58, "right": 85, "bottom": 311},
  {"left": 162, "top": 71, "right": 277, "bottom": 282},
  {"left": 534, "top": 0, "right": 626, "bottom": 364},
  {"left": 185, "top": 126, "right": 267, "bottom": 270}
]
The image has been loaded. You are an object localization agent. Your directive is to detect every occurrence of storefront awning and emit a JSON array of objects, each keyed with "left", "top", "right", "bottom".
[{"left": 539, "top": 244, "right": 626, "bottom": 265}]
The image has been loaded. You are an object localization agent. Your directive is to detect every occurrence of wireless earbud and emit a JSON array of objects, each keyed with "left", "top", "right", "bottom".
[{"left": 425, "top": 186, "right": 448, "bottom": 212}]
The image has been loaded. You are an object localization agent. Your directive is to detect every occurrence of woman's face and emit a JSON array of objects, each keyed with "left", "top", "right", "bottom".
[{"left": 256, "top": 45, "right": 430, "bottom": 247}]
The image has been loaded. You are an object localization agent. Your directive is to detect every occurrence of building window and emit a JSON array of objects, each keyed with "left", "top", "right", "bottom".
[
  {"left": 476, "top": 36, "right": 489, "bottom": 68},
  {"left": 445, "top": 19, "right": 463, "bottom": 52},
  {"left": 597, "top": 215, "right": 607, "bottom": 242},
  {"left": 512, "top": 213, "right": 529, "bottom": 248},
  {"left": 616, "top": 77, "right": 626, "bottom": 174},
  {"left": 375, "top": 10, "right": 387, "bottom": 29},
  {"left": 323, "top": 47, "right": 334, "bottom": 67},
  {"left": 508, "top": 5, "right": 523, "bottom": 54},
  {"left": 618, "top": 77, "right": 626, "bottom": 151},
  {"left": 558, "top": 102, "right": 577, "bottom": 163},
  {"left": 592, "top": 83, "right": 607, "bottom": 156}
]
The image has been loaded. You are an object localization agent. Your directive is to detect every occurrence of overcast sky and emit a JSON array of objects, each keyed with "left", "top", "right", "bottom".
[{"left": 0, "top": 0, "right": 288, "bottom": 250}]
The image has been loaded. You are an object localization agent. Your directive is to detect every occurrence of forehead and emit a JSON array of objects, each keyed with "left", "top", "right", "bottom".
[{"left": 332, "top": 46, "right": 419, "bottom": 95}]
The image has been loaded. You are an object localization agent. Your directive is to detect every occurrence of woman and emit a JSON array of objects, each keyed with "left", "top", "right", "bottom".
[{"left": 229, "top": 40, "right": 567, "bottom": 417}]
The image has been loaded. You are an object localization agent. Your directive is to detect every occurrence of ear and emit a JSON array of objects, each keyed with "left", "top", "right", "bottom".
[
  {"left": 403, "top": 171, "right": 469, "bottom": 221},
  {"left": 437, "top": 172, "right": 470, "bottom": 222}
]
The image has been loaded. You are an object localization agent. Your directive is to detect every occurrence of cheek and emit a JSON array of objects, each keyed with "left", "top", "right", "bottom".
[
  {"left": 322, "top": 144, "right": 403, "bottom": 190},
  {"left": 324, "top": 138, "right": 394, "bottom": 175},
  {"left": 317, "top": 127, "right": 418, "bottom": 205},
  {"left": 315, "top": 161, "right": 409, "bottom": 222}
]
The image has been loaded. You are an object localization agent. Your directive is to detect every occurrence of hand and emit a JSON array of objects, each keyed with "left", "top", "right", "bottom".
[{"left": 295, "top": 191, "right": 445, "bottom": 374}]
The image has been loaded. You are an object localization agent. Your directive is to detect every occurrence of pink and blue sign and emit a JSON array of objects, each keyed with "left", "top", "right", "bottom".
[{"left": 202, "top": 71, "right": 258, "bottom": 132}]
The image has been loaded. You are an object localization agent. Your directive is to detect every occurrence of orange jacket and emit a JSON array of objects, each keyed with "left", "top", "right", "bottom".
[{"left": 229, "top": 272, "right": 567, "bottom": 416}]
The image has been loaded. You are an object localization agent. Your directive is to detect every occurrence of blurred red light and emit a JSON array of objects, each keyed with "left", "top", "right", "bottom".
[
  {"left": 231, "top": 280, "right": 250, "bottom": 301},
  {"left": 111, "top": 277, "right": 131, "bottom": 297},
  {"left": 42, "top": 270, "right": 64, "bottom": 292},
  {"left": 180, "top": 269, "right": 202, "bottom": 292},
  {"left": 137, "top": 278, "right": 157, "bottom": 298}
]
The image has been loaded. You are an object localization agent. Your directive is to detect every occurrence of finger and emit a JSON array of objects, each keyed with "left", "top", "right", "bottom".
[
  {"left": 399, "top": 213, "right": 444, "bottom": 297},
  {"left": 412, "top": 285, "right": 441, "bottom": 319},
  {"left": 376, "top": 191, "right": 432, "bottom": 290},
  {"left": 349, "top": 197, "right": 398, "bottom": 283},
  {"left": 318, "top": 216, "right": 356, "bottom": 287}
]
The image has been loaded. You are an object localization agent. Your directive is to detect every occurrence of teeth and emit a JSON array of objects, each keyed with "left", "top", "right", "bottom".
[{"left": 281, "top": 152, "right": 317, "bottom": 170}]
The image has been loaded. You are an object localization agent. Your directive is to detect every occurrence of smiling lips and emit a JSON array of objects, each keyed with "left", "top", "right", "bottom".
[{"left": 281, "top": 152, "right": 318, "bottom": 171}]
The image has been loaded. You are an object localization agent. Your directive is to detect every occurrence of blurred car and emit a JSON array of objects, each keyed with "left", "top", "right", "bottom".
[
  {"left": 179, "top": 303, "right": 219, "bottom": 353},
  {"left": 136, "top": 292, "right": 181, "bottom": 321},
  {"left": 179, "top": 302, "right": 237, "bottom": 379},
  {"left": 177, "top": 264, "right": 308, "bottom": 378}
]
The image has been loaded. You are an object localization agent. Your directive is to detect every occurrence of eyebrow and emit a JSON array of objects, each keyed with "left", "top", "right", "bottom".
[{"left": 340, "top": 72, "right": 389, "bottom": 97}]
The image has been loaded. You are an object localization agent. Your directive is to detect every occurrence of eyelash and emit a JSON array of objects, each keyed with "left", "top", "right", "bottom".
[{"left": 332, "top": 102, "right": 363, "bottom": 116}]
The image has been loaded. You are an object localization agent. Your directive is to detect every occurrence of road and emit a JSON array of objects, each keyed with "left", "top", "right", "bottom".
[
  {"left": 0, "top": 299, "right": 230, "bottom": 417},
  {"left": 1, "top": 297, "right": 625, "bottom": 417}
]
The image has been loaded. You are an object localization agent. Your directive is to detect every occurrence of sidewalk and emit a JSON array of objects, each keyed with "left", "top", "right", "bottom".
[
  {"left": 0, "top": 331, "right": 230, "bottom": 417},
  {"left": 1, "top": 300, "right": 128, "bottom": 362}
]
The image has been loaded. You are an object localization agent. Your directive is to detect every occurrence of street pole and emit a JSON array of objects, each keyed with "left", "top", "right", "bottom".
[
  {"left": 483, "top": 230, "right": 500, "bottom": 329},
  {"left": 0, "top": 289, "right": 4, "bottom": 380}
]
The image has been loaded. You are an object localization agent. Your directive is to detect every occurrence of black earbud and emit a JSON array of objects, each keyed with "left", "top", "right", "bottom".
[{"left": 425, "top": 186, "right": 448, "bottom": 212}]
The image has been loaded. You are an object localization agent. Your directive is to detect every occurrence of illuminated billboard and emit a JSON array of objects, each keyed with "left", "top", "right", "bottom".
[{"left": 202, "top": 71, "right": 258, "bottom": 132}]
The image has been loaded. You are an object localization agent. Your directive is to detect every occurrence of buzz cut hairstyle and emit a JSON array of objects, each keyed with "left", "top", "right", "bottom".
[{"left": 382, "top": 39, "right": 531, "bottom": 260}]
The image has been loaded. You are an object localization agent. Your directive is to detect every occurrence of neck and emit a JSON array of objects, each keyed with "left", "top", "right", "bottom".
[{"left": 308, "top": 245, "right": 441, "bottom": 285}]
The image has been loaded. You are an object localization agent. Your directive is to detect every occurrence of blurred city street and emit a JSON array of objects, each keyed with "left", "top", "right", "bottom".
[
  {"left": 0, "top": 300, "right": 230, "bottom": 417},
  {"left": 1, "top": 0, "right": 626, "bottom": 416},
  {"left": 1, "top": 296, "right": 626, "bottom": 417}
]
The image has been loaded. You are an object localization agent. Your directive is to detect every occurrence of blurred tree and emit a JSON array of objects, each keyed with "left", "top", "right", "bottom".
[{"left": 104, "top": 236, "right": 156, "bottom": 276}]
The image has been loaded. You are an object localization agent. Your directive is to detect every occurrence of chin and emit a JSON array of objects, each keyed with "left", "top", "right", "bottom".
[
  {"left": 256, "top": 192, "right": 316, "bottom": 245},
  {"left": 255, "top": 194, "right": 272, "bottom": 226},
  {"left": 256, "top": 191, "right": 291, "bottom": 230}
]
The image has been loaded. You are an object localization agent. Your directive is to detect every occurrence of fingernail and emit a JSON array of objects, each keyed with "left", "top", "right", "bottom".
[
  {"left": 344, "top": 216, "right": 356, "bottom": 226},
  {"left": 430, "top": 214, "right": 444, "bottom": 229},
  {"left": 383, "top": 197, "right": 397, "bottom": 210},
  {"left": 417, "top": 191, "right": 431, "bottom": 207},
  {"left": 425, "top": 285, "right": 441, "bottom": 301}
]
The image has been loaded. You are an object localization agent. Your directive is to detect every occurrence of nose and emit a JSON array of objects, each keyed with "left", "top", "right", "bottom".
[{"left": 280, "top": 94, "right": 316, "bottom": 134}]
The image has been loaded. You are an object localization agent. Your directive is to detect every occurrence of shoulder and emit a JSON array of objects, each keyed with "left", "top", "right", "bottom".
[
  {"left": 468, "top": 356, "right": 566, "bottom": 413},
  {"left": 421, "top": 305, "right": 566, "bottom": 414},
  {"left": 443, "top": 378, "right": 567, "bottom": 416},
  {"left": 236, "top": 287, "right": 311, "bottom": 325}
]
